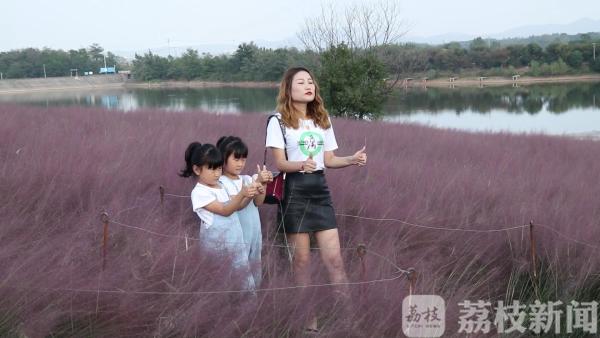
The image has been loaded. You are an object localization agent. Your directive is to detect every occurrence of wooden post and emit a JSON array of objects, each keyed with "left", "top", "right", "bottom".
[
  {"left": 159, "top": 186, "right": 165, "bottom": 206},
  {"left": 407, "top": 268, "right": 417, "bottom": 296},
  {"left": 101, "top": 212, "right": 110, "bottom": 270},
  {"left": 357, "top": 244, "right": 367, "bottom": 297},
  {"left": 529, "top": 220, "right": 537, "bottom": 279},
  {"left": 449, "top": 77, "right": 457, "bottom": 89},
  {"left": 357, "top": 244, "right": 367, "bottom": 276},
  {"left": 405, "top": 267, "right": 417, "bottom": 338}
]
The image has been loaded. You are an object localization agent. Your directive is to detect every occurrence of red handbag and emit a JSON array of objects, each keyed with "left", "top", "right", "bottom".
[
  {"left": 264, "top": 171, "right": 285, "bottom": 204},
  {"left": 263, "top": 114, "right": 287, "bottom": 205}
]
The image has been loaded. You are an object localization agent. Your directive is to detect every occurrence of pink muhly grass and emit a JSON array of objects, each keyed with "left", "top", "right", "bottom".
[{"left": 1, "top": 104, "right": 600, "bottom": 336}]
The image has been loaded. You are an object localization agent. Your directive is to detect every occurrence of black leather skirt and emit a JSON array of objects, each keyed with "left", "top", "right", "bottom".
[{"left": 277, "top": 171, "right": 337, "bottom": 233}]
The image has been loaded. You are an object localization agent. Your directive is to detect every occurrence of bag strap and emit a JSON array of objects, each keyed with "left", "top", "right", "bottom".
[{"left": 263, "top": 113, "right": 287, "bottom": 165}]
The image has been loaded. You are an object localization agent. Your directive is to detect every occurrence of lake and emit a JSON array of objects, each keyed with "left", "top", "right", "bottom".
[{"left": 2, "top": 82, "right": 599, "bottom": 136}]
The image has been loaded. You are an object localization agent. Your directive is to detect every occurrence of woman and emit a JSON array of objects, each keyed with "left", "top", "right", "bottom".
[{"left": 265, "top": 67, "right": 367, "bottom": 332}]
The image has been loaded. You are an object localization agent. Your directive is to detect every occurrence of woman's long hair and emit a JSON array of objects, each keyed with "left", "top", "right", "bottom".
[{"left": 276, "top": 67, "right": 331, "bottom": 130}]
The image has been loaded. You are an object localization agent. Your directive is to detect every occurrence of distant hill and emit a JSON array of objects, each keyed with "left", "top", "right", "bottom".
[
  {"left": 486, "top": 32, "right": 600, "bottom": 48},
  {"left": 114, "top": 37, "right": 302, "bottom": 60},
  {"left": 450, "top": 32, "right": 600, "bottom": 49},
  {"left": 113, "top": 18, "right": 600, "bottom": 59},
  {"left": 491, "top": 18, "right": 600, "bottom": 40},
  {"left": 402, "top": 18, "right": 600, "bottom": 47}
]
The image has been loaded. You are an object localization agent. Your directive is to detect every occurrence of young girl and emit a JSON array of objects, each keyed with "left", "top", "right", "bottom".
[
  {"left": 265, "top": 67, "right": 367, "bottom": 332},
  {"left": 216, "top": 136, "right": 273, "bottom": 287},
  {"left": 179, "top": 141, "right": 259, "bottom": 290}
]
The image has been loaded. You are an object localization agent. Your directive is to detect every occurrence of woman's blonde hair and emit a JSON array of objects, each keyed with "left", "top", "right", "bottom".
[{"left": 276, "top": 67, "right": 331, "bottom": 130}]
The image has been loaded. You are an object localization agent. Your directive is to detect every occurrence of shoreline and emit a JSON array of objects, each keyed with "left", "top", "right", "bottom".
[
  {"left": 1, "top": 74, "right": 600, "bottom": 95},
  {"left": 394, "top": 74, "right": 600, "bottom": 88},
  {"left": 124, "top": 80, "right": 278, "bottom": 89}
]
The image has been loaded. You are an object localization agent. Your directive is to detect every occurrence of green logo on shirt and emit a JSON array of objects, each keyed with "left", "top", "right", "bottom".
[{"left": 298, "top": 131, "right": 324, "bottom": 157}]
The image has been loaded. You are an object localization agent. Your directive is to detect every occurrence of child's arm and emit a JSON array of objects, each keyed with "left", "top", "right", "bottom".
[
  {"left": 254, "top": 184, "right": 266, "bottom": 206},
  {"left": 253, "top": 165, "right": 270, "bottom": 206},
  {"left": 203, "top": 185, "right": 256, "bottom": 216},
  {"left": 236, "top": 195, "right": 254, "bottom": 209},
  {"left": 230, "top": 175, "right": 263, "bottom": 210},
  {"left": 232, "top": 185, "right": 265, "bottom": 209}
]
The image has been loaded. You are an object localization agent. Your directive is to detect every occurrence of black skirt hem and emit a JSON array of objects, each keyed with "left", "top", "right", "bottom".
[{"left": 276, "top": 172, "right": 337, "bottom": 234}]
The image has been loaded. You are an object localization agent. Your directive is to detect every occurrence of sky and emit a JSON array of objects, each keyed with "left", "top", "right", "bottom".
[{"left": 2, "top": 0, "right": 600, "bottom": 54}]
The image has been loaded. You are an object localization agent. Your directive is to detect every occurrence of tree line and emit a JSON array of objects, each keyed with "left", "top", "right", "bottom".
[
  {"left": 132, "top": 38, "right": 600, "bottom": 81},
  {"left": 2, "top": 36, "right": 599, "bottom": 81},
  {"left": 0, "top": 44, "right": 121, "bottom": 78},
  {"left": 131, "top": 44, "right": 319, "bottom": 82}
]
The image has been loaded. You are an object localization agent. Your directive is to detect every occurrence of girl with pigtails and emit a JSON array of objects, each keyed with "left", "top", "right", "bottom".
[{"left": 179, "top": 142, "right": 262, "bottom": 290}]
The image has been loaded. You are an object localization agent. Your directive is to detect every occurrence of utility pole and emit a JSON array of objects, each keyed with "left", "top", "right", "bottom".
[
  {"left": 0, "top": 72, "right": 3, "bottom": 80},
  {"left": 43, "top": 64, "right": 47, "bottom": 78},
  {"left": 593, "top": 43, "right": 596, "bottom": 60}
]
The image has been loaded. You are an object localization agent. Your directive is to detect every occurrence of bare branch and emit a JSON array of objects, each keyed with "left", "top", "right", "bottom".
[{"left": 297, "top": 0, "right": 406, "bottom": 52}]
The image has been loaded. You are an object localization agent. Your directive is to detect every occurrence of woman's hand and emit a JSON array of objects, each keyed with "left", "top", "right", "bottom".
[
  {"left": 351, "top": 146, "right": 367, "bottom": 166},
  {"left": 302, "top": 154, "right": 317, "bottom": 173}
]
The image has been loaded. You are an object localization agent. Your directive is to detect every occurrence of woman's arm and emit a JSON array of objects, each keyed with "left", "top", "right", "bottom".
[
  {"left": 324, "top": 146, "right": 367, "bottom": 169},
  {"left": 270, "top": 147, "right": 317, "bottom": 173}
]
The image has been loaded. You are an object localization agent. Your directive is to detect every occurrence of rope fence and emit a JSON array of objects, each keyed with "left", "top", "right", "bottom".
[
  {"left": 92, "top": 185, "right": 600, "bottom": 297},
  {"left": 34, "top": 271, "right": 407, "bottom": 296},
  {"left": 120, "top": 185, "right": 600, "bottom": 254}
]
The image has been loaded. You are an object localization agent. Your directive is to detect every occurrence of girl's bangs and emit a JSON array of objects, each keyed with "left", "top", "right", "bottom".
[
  {"left": 205, "top": 149, "right": 224, "bottom": 169},
  {"left": 230, "top": 142, "right": 248, "bottom": 159}
]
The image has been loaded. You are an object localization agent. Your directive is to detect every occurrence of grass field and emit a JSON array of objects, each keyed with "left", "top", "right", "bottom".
[{"left": 1, "top": 104, "right": 599, "bottom": 337}]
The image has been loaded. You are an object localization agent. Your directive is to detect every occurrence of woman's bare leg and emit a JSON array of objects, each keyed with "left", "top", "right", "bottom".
[
  {"left": 286, "top": 233, "right": 317, "bottom": 330},
  {"left": 286, "top": 232, "right": 311, "bottom": 285},
  {"left": 315, "top": 229, "right": 348, "bottom": 285}
]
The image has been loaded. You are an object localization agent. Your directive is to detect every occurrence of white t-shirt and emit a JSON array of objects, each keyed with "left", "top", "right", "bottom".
[
  {"left": 191, "top": 182, "right": 230, "bottom": 228},
  {"left": 265, "top": 113, "right": 338, "bottom": 171}
]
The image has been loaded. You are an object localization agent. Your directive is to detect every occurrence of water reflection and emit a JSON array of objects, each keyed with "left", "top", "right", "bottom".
[
  {"left": 384, "top": 83, "right": 600, "bottom": 135},
  {"left": 0, "top": 87, "right": 278, "bottom": 113},
  {"left": 1, "top": 82, "right": 599, "bottom": 135},
  {"left": 384, "top": 82, "right": 600, "bottom": 115}
]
